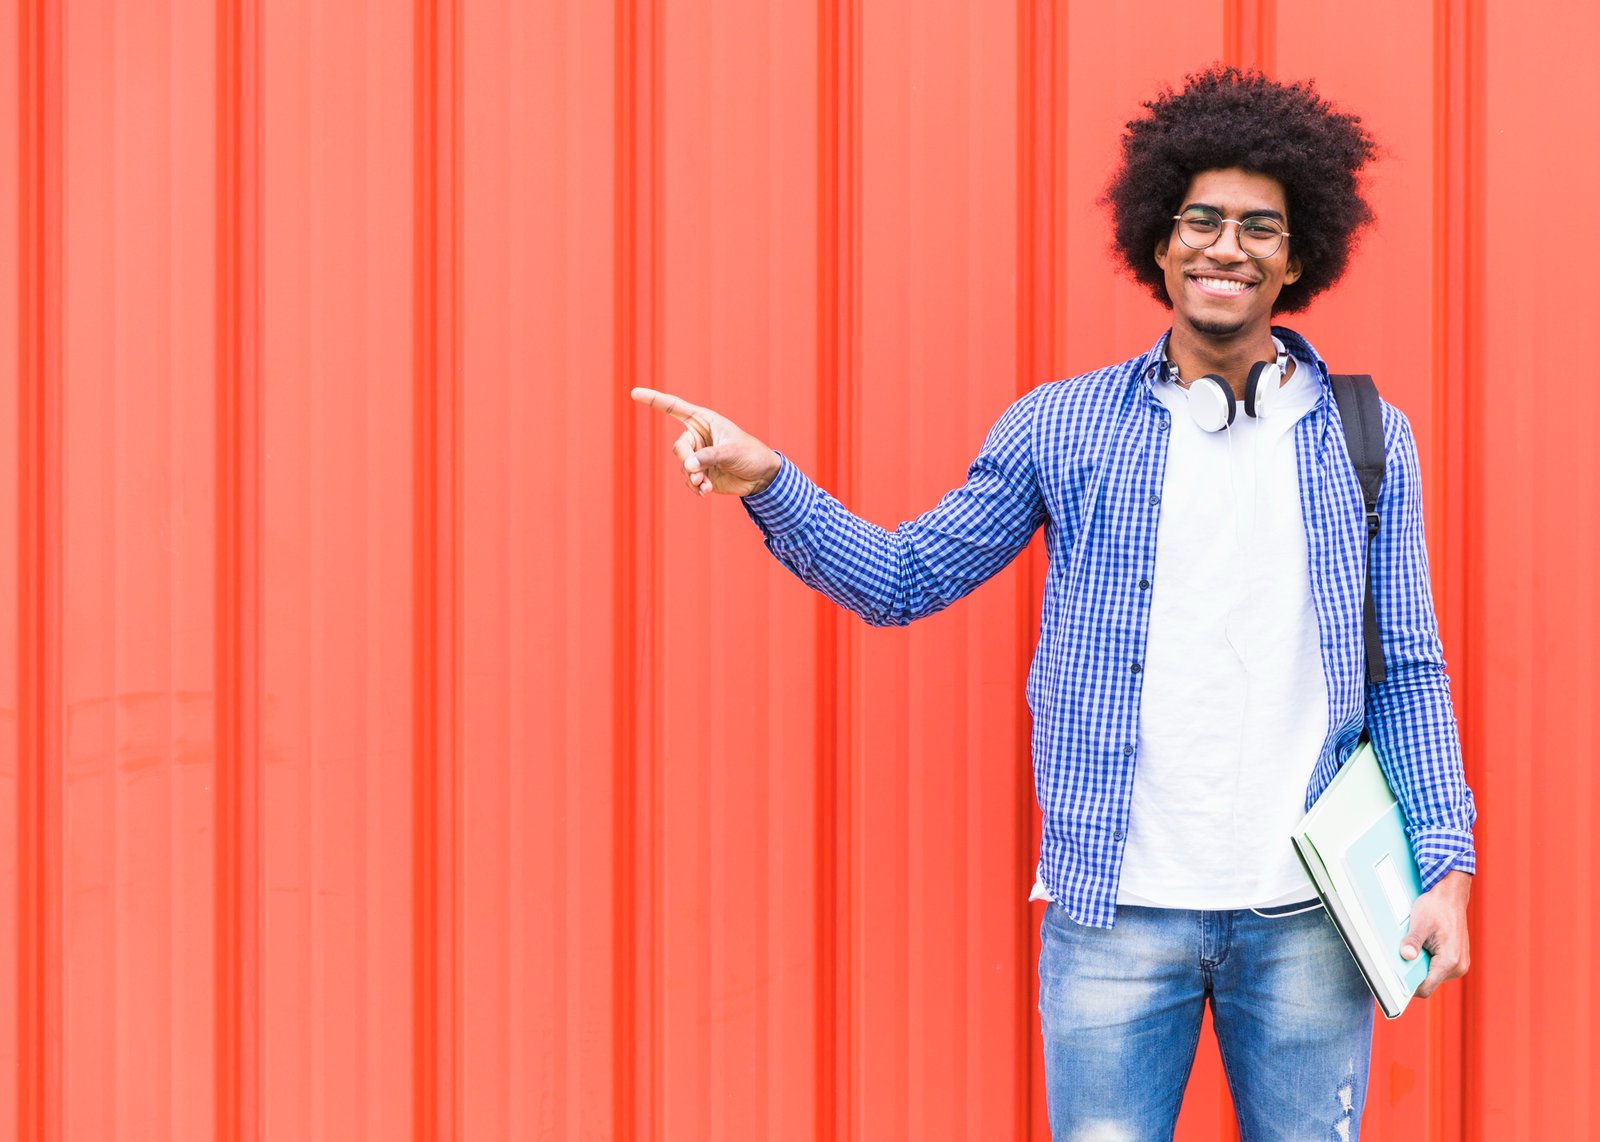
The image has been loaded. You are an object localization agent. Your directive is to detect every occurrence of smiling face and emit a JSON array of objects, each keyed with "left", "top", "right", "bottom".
[{"left": 1154, "top": 167, "right": 1302, "bottom": 346}]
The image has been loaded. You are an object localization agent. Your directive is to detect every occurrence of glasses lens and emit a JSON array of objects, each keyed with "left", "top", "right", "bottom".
[
  {"left": 1238, "top": 218, "right": 1285, "bottom": 258},
  {"left": 1177, "top": 208, "right": 1223, "bottom": 250}
]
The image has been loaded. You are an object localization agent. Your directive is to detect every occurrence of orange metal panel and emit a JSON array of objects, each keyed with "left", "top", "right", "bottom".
[
  {"left": 1470, "top": 0, "right": 1600, "bottom": 1136},
  {"left": 465, "top": 0, "right": 630, "bottom": 1137},
  {"left": 7, "top": 1, "right": 1600, "bottom": 1139},
  {"left": 258, "top": 0, "right": 418, "bottom": 1137},
  {"left": 50, "top": 0, "right": 219, "bottom": 1137},
  {"left": 847, "top": 0, "right": 1033, "bottom": 1135},
  {"left": 651, "top": 2, "right": 832, "bottom": 1138}
]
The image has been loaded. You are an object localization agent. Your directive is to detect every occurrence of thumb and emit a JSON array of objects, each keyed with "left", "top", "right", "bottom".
[
  {"left": 685, "top": 443, "right": 736, "bottom": 472},
  {"left": 1400, "top": 924, "right": 1431, "bottom": 961}
]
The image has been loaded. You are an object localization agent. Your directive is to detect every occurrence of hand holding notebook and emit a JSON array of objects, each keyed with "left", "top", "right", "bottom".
[{"left": 1290, "top": 740, "right": 1471, "bottom": 1018}]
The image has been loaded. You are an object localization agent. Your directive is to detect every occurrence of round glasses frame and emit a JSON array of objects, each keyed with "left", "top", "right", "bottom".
[{"left": 1170, "top": 208, "right": 1291, "bottom": 260}]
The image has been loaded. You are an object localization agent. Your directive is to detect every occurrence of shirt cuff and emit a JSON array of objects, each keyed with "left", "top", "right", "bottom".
[
  {"left": 740, "top": 453, "right": 817, "bottom": 538},
  {"left": 1411, "top": 825, "right": 1477, "bottom": 891}
]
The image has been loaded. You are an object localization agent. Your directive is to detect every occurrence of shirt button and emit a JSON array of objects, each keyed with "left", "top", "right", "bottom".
[
  {"left": 1156, "top": 420, "right": 1169, "bottom": 433},
  {"left": 1148, "top": 493, "right": 1161, "bottom": 506},
  {"left": 1130, "top": 662, "right": 1142, "bottom": 675},
  {"left": 1138, "top": 578, "right": 1150, "bottom": 591},
  {"left": 1122, "top": 744, "right": 1134, "bottom": 757},
  {"left": 1113, "top": 830, "right": 1125, "bottom": 841}
]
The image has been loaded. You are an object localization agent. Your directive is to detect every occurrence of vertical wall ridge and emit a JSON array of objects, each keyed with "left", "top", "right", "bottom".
[
  {"left": 613, "top": 0, "right": 662, "bottom": 1136},
  {"left": 1014, "top": 1, "right": 1054, "bottom": 1136},
  {"left": 17, "top": 3, "right": 63, "bottom": 1139},
  {"left": 1432, "top": 0, "right": 1483, "bottom": 1137},
  {"left": 214, "top": 0, "right": 264, "bottom": 1138},
  {"left": 608, "top": 0, "right": 633, "bottom": 1132},
  {"left": 449, "top": 0, "right": 467, "bottom": 1127},
  {"left": 1224, "top": 0, "right": 1277, "bottom": 73},
  {"left": 413, "top": 0, "right": 463, "bottom": 1136},
  {"left": 845, "top": 6, "right": 861, "bottom": 1136},
  {"left": 813, "top": 1, "right": 837, "bottom": 1136},
  {"left": 645, "top": 2, "right": 665, "bottom": 1135},
  {"left": 815, "top": 0, "right": 859, "bottom": 1136},
  {"left": 611, "top": 0, "right": 637, "bottom": 1130}
]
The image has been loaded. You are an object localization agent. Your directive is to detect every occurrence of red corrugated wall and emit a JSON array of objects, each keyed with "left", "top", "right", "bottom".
[{"left": 2, "top": 0, "right": 1595, "bottom": 1138}]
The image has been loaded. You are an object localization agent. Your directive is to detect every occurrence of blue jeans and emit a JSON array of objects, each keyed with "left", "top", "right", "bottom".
[{"left": 1038, "top": 901, "right": 1374, "bottom": 1141}]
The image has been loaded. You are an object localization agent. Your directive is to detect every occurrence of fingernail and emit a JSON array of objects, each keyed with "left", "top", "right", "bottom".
[
  {"left": 1402, "top": 945, "right": 1417, "bottom": 959},
  {"left": 684, "top": 456, "right": 700, "bottom": 472}
]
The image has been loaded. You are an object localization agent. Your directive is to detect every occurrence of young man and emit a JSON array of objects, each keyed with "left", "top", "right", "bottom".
[{"left": 634, "top": 67, "right": 1474, "bottom": 1140}]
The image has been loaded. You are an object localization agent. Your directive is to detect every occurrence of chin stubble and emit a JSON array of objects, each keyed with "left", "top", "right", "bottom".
[{"left": 1190, "top": 317, "right": 1248, "bottom": 338}]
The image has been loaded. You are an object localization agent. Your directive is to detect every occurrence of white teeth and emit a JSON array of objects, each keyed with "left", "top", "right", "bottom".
[{"left": 1194, "top": 276, "right": 1251, "bottom": 293}]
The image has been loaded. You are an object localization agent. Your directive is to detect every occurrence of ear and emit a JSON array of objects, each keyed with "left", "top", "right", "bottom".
[
  {"left": 1285, "top": 252, "right": 1303, "bottom": 284},
  {"left": 1154, "top": 236, "right": 1170, "bottom": 270}
]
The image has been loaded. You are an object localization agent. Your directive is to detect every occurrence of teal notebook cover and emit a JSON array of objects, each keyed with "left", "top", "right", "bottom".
[{"left": 1342, "top": 803, "right": 1430, "bottom": 995}]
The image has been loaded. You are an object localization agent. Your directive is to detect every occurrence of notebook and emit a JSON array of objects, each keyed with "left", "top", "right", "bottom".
[{"left": 1290, "top": 740, "right": 1430, "bottom": 1019}]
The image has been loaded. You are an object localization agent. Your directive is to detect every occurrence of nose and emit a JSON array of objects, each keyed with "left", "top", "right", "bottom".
[{"left": 1208, "top": 219, "right": 1249, "bottom": 262}]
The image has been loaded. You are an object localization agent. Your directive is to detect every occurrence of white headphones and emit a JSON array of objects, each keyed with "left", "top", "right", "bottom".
[{"left": 1165, "top": 337, "right": 1291, "bottom": 432}]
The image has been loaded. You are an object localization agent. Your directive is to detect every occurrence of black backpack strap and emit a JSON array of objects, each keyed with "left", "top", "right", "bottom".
[{"left": 1329, "top": 374, "right": 1387, "bottom": 685}]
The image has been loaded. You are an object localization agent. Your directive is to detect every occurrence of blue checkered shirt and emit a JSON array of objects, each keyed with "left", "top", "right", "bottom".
[{"left": 742, "top": 327, "right": 1477, "bottom": 928}]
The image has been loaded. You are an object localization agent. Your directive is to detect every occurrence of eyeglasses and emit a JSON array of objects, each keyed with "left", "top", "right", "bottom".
[{"left": 1171, "top": 207, "right": 1290, "bottom": 259}]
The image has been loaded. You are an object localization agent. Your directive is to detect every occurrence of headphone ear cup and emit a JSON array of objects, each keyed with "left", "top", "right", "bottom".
[
  {"left": 1243, "top": 359, "right": 1282, "bottom": 419},
  {"left": 1188, "top": 376, "right": 1236, "bottom": 433}
]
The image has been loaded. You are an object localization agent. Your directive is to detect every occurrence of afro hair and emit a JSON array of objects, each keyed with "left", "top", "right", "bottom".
[{"left": 1103, "top": 66, "right": 1378, "bottom": 314}]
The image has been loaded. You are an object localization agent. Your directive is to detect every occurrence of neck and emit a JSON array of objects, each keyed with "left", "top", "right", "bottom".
[{"left": 1166, "top": 323, "right": 1281, "bottom": 399}]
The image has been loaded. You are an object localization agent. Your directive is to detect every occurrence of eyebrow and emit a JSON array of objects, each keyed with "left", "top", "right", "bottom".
[{"left": 1185, "top": 202, "right": 1286, "bottom": 222}]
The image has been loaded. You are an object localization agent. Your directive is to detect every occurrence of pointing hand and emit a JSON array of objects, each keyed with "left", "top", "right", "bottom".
[{"left": 631, "top": 388, "right": 782, "bottom": 498}]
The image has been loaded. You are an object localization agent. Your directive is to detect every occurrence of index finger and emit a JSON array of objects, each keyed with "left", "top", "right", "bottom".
[{"left": 630, "top": 387, "right": 702, "bottom": 423}]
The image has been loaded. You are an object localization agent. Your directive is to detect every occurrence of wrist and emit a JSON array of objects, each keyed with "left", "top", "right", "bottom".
[{"left": 744, "top": 452, "right": 782, "bottom": 497}]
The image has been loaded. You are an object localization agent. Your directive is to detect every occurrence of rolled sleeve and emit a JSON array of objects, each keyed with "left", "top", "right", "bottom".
[{"left": 1412, "top": 822, "right": 1477, "bottom": 891}]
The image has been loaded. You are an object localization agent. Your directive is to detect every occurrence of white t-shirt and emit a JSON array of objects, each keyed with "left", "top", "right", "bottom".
[{"left": 1031, "top": 355, "right": 1325, "bottom": 910}]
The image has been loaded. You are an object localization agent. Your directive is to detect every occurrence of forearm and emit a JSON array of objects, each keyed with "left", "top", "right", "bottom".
[
  {"left": 1365, "top": 660, "right": 1477, "bottom": 889},
  {"left": 1363, "top": 404, "right": 1477, "bottom": 889},
  {"left": 741, "top": 394, "right": 1048, "bottom": 626},
  {"left": 743, "top": 458, "right": 997, "bottom": 627}
]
